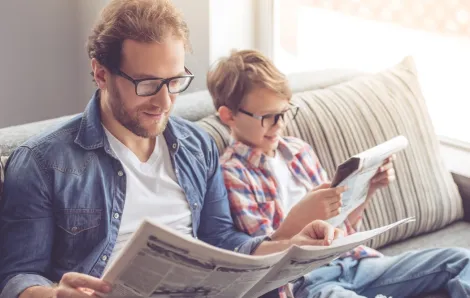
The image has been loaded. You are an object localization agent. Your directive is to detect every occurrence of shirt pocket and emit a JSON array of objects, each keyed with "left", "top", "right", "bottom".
[{"left": 55, "top": 209, "right": 103, "bottom": 270}]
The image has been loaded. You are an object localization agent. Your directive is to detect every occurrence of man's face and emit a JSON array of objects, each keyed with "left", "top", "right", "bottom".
[
  {"left": 231, "top": 87, "right": 291, "bottom": 155},
  {"left": 105, "top": 38, "right": 186, "bottom": 138}
]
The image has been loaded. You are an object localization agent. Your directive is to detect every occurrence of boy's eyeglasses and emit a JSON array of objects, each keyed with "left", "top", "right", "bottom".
[
  {"left": 115, "top": 67, "right": 194, "bottom": 97},
  {"left": 237, "top": 103, "right": 299, "bottom": 128}
]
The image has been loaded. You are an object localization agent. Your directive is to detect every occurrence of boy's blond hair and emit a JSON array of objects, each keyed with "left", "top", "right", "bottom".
[{"left": 207, "top": 49, "right": 292, "bottom": 112}]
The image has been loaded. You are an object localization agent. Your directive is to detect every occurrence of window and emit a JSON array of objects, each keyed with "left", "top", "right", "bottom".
[{"left": 270, "top": 0, "right": 470, "bottom": 143}]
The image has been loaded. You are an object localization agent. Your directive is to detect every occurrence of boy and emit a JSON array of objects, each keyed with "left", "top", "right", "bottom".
[{"left": 207, "top": 49, "right": 470, "bottom": 298}]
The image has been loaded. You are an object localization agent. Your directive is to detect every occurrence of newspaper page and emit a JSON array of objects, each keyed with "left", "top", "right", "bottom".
[
  {"left": 327, "top": 136, "right": 409, "bottom": 227},
  {"left": 99, "top": 216, "right": 414, "bottom": 298},
  {"left": 244, "top": 217, "right": 415, "bottom": 297},
  {"left": 99, "top": 219, "right": 286, "bottom": 298}
]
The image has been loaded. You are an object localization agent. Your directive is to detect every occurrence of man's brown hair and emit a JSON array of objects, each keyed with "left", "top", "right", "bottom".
[
  {"left": 207, "top": 49, "right": 292, "bottom": 112},
  {"left": 87, "top": 0, "right": 190, "bottom": 76}
]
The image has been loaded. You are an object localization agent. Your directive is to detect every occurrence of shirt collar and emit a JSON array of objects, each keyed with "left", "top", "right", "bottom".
[{"left": 229, "top": 137, "right": 299, "bottom": 168}]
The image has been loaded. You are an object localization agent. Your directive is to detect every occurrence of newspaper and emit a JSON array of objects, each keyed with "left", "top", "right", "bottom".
[
  {"left": 98, "top": 217, "right": 415, "bottom": 298},
  {"left": 327, "top": 136, "right": 409, "bottom": 227}
]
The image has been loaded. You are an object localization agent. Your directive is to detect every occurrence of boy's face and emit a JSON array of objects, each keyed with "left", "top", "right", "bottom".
[{"left": 231, "top": 87, "right": 290, "bottom": 156}]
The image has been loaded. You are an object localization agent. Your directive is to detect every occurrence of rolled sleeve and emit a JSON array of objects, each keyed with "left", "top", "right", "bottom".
[
  {"left": 234, "top": 235, "right": 270, "bottom": 255},
  {"left": 0, "top": 274, "right": 53, "bottom": 298}
]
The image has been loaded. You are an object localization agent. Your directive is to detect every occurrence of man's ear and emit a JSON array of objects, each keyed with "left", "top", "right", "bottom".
[
  {"left": 218, "top": 106, "right": 235, "bottom": 127},
  {"left": 91, "top": 58, "right": 109, "bottom": 90}
]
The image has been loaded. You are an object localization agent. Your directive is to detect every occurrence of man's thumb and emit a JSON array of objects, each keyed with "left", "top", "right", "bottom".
[
  {"left": 310, "top": 220, "right": 335, "bottom": 245},
  {"left": 323, "top": 223, "right": 335, "bottom": 246}
]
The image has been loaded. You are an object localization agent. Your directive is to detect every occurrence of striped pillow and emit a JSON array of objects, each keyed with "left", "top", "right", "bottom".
[
  {"left": 285, "top": 56, "right": 463, "bottom": 248},
  {"left": 197, "top": 114, "right": 231, "bottom": 153}
]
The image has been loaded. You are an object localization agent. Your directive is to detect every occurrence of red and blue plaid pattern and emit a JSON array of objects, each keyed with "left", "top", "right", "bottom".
[{"left": 221, "top": 137, "right": 382, "bottom": 298}]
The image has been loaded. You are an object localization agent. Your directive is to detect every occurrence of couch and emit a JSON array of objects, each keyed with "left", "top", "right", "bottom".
[{"left": 1, "top": 57, "right": 469, "bottom": 298}]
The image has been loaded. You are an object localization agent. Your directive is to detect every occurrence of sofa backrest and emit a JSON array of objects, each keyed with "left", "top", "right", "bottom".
[
  {"left": 0, "top": 68, "right": 361, "bottom": 199},
  {"left": 1, "top": 61, "right": 462, "bottom": 251},
  {"left": 0, "top": 68, "right": 362, "bottom": 158}
]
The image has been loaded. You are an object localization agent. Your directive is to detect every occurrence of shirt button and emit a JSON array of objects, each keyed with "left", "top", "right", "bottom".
[
  {"left": 172, "top": 143, "right": 177, "bottom": 149},
  {"left": 71, "top": 227, "right": 78, "bottom": 233},
  {"left": 117, "top": 170, "right": 124, "bottom": 177},
  {"left": 193, "top": 203, "right": 198, "bottom": 209},
  {"left": 113, "top": 213, "right": 120, "bottom": 219},
  {"left": 101, "top": 255, "right": 108, "bottom": 262}
]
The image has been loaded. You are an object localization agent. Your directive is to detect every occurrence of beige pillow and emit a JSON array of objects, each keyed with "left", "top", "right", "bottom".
[{"left": 285, "top": 56, "right": 463, "bottom": 248}]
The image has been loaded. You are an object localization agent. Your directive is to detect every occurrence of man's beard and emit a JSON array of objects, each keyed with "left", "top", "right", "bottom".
[{"left": 108, "top": 84, "right": 170, "bottom": 138}]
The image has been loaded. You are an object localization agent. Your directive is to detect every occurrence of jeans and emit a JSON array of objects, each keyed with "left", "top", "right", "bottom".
[{"left": 293, "top": 247, "right": 470, "bottom": 298}]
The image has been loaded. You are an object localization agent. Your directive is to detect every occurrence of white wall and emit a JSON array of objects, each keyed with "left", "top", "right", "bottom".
[
  {"left": 77, "top": 0, "right": 109, "bottom": 105},
  {"left": 209, "top": 0, "right": 255, "bottom": 64},
  {"left": 172, "top": 0, "right": 211, "bottom": 92},
  {"left": 173, "top": 0, "right": 256, "bottom": 91},
  {"left": 0, "top": 0, "right": 82, "bottom": 128},
  {"left": 0, "top": 0, "right": 258, "bottom": 128}
]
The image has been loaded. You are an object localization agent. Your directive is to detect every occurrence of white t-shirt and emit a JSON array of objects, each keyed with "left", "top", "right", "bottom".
[
  {"left": 266, "top": 151, "right": 308, "bottom": 214},
  {"left": 103, "top": 127, "right": 192, "bottom": 265}
]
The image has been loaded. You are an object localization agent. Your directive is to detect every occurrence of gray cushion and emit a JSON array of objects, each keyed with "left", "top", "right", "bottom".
[
  {"left": 380, "top": 221, "right": 470, "bottom": 256},
  {"left": 196, "top": 114, "right": 230, "bottom": 153},
  {"left": 172, "top": 90, "right": 216, "bottom": 122},
  {"left": 0, "top": 90, "right": 217, "bottom": 157},
  {"left": 288, "top": 69, "right": 365, "bottom": 93},
  {"left": 0, "top": 114, "right": 76, "bottom": 157},
  {"left": 0, "top": 69, "right": 360, "bottom": 158}
]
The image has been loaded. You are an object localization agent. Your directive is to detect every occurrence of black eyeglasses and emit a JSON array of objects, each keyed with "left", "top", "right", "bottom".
[
  {"left": 238, "top": 103, "right": 299, "bottom": 128},
  {"left": 115, "top": 67, "right": 194, "bottom": 96}
]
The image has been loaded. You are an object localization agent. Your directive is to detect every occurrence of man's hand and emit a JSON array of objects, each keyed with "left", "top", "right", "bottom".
[
  {"left": 253, "top": 220, "right": 344, "bottom": 256},
  {"left": 19, "top": 272, "right": 112, "bottom": 298},
  {"left": 290, "top": 220, "right": 345, "bottom": 247},
  {"left": 368, "top": 154, "right": 396, "bottom": 197},
  {"left": 53, "top": 273, "right": 111, "bottom": 297},
  {"left": 274, "top": 183, "right": 347, "bottom": 239}
]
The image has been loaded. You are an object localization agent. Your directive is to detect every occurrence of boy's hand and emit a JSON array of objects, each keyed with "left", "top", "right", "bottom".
[
  {"left": 290, "top": 220, "right": 344, "bottom": 247},
  {"left": 302, "top": 183, "right": 347, "bottom": 220},
  {"left": 368, "top": 155, "right": 396, "bottom": 197},
  {"left": 275, "top": 183, "right": 347, "bottom": 239}
]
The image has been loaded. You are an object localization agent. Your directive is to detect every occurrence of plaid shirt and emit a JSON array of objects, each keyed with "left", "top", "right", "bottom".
[{"left": 221, "top": 137, "right": 382, "bottom": 298}]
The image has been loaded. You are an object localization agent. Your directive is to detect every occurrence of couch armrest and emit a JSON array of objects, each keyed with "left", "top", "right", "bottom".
[{"left": 452, "top": 172, "right": 470, "bottom": 222}]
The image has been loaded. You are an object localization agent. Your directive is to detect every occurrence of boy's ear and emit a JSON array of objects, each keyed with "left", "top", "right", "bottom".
[{"left": 218, "top": 106, "right": 235, "bottom": 127}]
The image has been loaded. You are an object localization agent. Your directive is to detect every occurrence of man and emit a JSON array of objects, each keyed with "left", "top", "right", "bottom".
[{"left": 0, "top": 1, "right": 342, "bottom": 297}]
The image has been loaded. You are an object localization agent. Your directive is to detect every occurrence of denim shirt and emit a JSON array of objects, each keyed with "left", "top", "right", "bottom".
[{"left": 0, "top": 92, "right": 264, "bottom": 297}]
